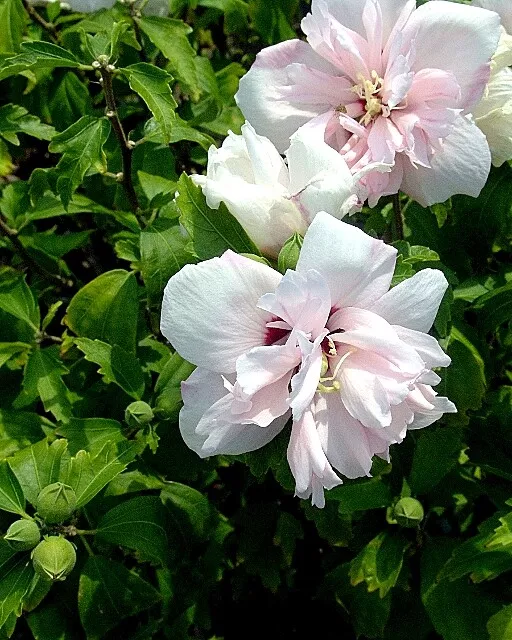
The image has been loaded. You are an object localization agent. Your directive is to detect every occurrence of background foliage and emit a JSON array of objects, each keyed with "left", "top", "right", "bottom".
[{"left": 0, "top": 0, "right": 511, "bottom": 638}]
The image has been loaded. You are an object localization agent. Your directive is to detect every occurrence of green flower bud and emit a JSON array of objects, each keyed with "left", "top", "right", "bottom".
[
  {"left": 125, "top": 401, "right": 154, "bottom": 428},
  {"left": 4, "top": 519, "right": 41, "bottom": 551},
  {"left": 278, "top": 233, "right": 303, "bottom": 273},
  {"left": 31, "top": 536, "right": 76, "bottom": 582},
  {"left": 36, "top": 483, "right": 77, "bottom": 524},
  {"left": 393, "top": 497, "right": 424, "bottom": 528}
]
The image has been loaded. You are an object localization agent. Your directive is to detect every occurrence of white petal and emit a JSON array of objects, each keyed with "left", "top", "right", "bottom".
[
  {"left": 369, "top": 268, "right": 448, "bottom": 333},
  {"left": 393, "top": 326, "right": 451, "bottom": 368},
  {"left": 400, "top": 115, "right": 491, "bottom": 206},
  {"left": 402, "top": 1, "right": 500, "bottom": 108},
  {"left": 290, "top": 333, "right": 326, "bottom": 421},
  {"left": 472, "top": 0, "right": 512, "bottom": 35},
  {"left": 241, "top": 123, "right": 290, "bottom": 188},
  {"left": 235, "top": 39, "right": 338, "bottom": 152},
  {"left": 339, "top": 367, "right": 392, "bottom": 429},
  {"left": 161, "top": 251, "right": 281, "bottom": 372},
  {"left": 296, "top": 212, "right": 397, "bottom": 309},
  {"left": 236, "top": 341, "right": 300, "bottom": 396},
  {"left": 408, "top": 395, "right": 457, "bottom": 430}
]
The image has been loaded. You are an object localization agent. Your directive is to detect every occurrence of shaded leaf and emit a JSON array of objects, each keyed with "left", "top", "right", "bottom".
[{"left": 0, "top": 460, "right": 26, "bottom": 515}]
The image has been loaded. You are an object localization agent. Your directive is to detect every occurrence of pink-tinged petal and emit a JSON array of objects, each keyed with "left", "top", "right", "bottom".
[
  {"left": 236, "top": 341, "right": 300, "bottom": 396},
  {"left": 317, "top": 394, "right": 375, "bottom": 478},
  {"left": 408, "top": 392, "right": 457, "bottom": 430},
  {"left": 393, "top": 326, "right": 451, "bottom": 368},
  {"left": 296, "top": 212, "right": 397, "bottom": 309},
  {"left": 235, "top": 39, "right": 338, "bottom": 153},
  {"left": 338, "top": 366, "right": 392, "bottom": 429},
  {"left": 290, "top": 332, "right": 326, "bottom": 420},
  {"left": 161, "top": 251, "right": 281, "bottom": 373},
  {"left": 400, "top": 115, "right": 491, "bottom": 206},
  {"left": 329, "top": 307, "right": 424, "bottom": 375},
  {"left": 317, "top": 0, "right": 413, "bottom": 44},
  {"left": 287, "top": 405, "right": 342, "bottom": 507},
  {"left": 369, "top": 268, "right": 448, "bottom": 333},
  {"left": 402, "top": 1, "right": 500, "bottom": 108},
  {"left": 473, "top": 0, "right": 512, "bottom": 34},
  {"left": 179, "top": 368, "right": 227, "bottom": 456},
  {"left": 258, "top": 269, "right": 331, "bottom": 338}
]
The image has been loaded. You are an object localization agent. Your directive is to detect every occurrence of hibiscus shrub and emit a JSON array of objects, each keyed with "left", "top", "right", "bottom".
[{"left": 1, "top": 0, "right": 512, "bottom": 638}]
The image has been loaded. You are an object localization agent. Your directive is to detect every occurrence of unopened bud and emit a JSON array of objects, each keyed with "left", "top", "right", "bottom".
[
  {"left": 393, "top": 497, "right": 424, "bottom": 528},
  {"left": 4, "top": 519, "right": 41, "bottom": 551},
  {"left": 125, "top": 401, "right": 154, "bottom": 428},
  {"left": 96, "top": 54, "right": 109, "bottom": 67},
  {"left": 106, "top": 64, "right": 116, "bottom": 72},
  {"left": 105, "top": 109, "right": 115, "bottom": 118},
  {"left": 36, "top": 483, "right": 77, "bottom": 524},
  {"left": 32, "top": 536, "right": 76, "bottom": 581},
  {"left": 127, "top": 140, "right": 136, "bottom": 149},
  {"left": 277, "top": 233, "right": 303, "bottom": 273},
  {"left": 115, "top": 172, "right": 124, "bottom": 182},
  {"left": 92, "top": 60, "right": 101, "bottom": 69}
]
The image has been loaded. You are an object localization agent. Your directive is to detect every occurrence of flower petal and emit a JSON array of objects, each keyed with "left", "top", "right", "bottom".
[
  {"left": 369, "top": 268, "right": 448, "bottom": 333},
  {"left": 161, "top": 251, "right": 281, "bottom": 372},
  {"left": 296, "top": 212, "right": 397, "bottom": 309},
  {"left": 339, "top": 366, "right": 392, "bottom": 429},
  {"left": 400, "top": 115, "right": 491, "bottom": 206},
  {"left": 473, "top": 0, "right": 512, "bottom": 34},
  {"left": 236, "top": 341, "right": 300, "bottom": 396},
  {"left": 402, "top": 1, "right": 500, "bottom": 108},
  {"left": 236, "top": 39, "right": 337, "bottom": 152},
  {"left": 393, "top": 326, "right": 451, "bottom": 368}
]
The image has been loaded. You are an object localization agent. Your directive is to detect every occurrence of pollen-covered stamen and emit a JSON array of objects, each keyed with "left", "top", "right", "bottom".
[
  {"left": 351, "top": 71, "right": 386, "bottom": 126},
  {"left": 317, "top": 349, "right": 354, "bottom": 394}
]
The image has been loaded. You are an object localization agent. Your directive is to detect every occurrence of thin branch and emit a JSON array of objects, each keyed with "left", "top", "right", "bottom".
[
  {"left": 0, "top": 215, "right": 73, "bottom": 288},
  {"left": 392, "top": 192, "right": 404, "bottom": 241},
  {"left": 100, "top": 67, "right": 140, "bottom": 213},
  {"left": 21, "top": 0, "right": 59, "bottom": 43}
]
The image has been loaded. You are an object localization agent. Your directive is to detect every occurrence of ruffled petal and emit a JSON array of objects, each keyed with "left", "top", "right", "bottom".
[
  {"left": 339, "top": 366, "right": 392, "bottom": 429},
  {"left": 369, "top": 268, "right": 448, "bottom": 333},
  {"left": 393, "top": 326, "right": 451, "bottom": 368},
  {"left": 161, "top": 251, "right": 281, "bottom": 372},
  {"left": 296, "top": 212, "right": 397, "bottom": 309}
]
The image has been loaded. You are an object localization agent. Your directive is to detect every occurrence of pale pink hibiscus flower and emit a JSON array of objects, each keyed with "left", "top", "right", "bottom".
[
  {"left": 161, "top": 213, "right": 456, "bottom": 507},
  {"left": 235, "top": 0, "right": 501, "bottom": 206}
]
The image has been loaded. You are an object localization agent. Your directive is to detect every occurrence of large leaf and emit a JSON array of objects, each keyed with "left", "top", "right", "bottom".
[
  {"left": 64, "top": 440, "right": 139, "bottom": 507},
  {"left": 96, "top": 496, "right": 169, "bottom": 564},
  {"left": 488, "top": 604, "right": 512, "bottom": 640},
  {"left": 0, "top": 104, "right": 55, "bottom": 145},
  {"left": 328, "top": 477, "right": 393, "bottom": 514},
  {"left": 48, "top": 116, "right": 110, "bottom": 208},
  {"left": 0, "top": 342, "right": 31, "bottom": 369},
  {"left": 0, "top": 41, "right": 84, "bottom": 81},
  {"left": 140, "top": 219, "right": 194, "bottom": 307},
  {"left": 138, "top": 16, "right": 200, "bottom": 101},
  {"left": 64, "top": 270, "right": 139, "bottom": 353},
  {"left": 473, "top": 282, "right": 512, "bottom": 335},
  {"left": 161, "top": 482, "right": 216, "bottom": 543},
  {"left": 74, "top": 338, "right": 145, "bottom": 400},
  {"left": 0, "top": 0, "right": 24, "bottom": 55},
  {"left": 56, "top": 417, "right": 125, "bottom": 456},
  {"left": 0, "top": 547, "right": 34, "bottom": 629},
  {"left": 121, "top": 64, "right": 177, "bottom": 145},
  {"left": 9, "top": 438, "right": 68, "bottom": 506},
  {"left": 177, "top": 173, "right": 260, "bottom": 259},
  {"left": 0, "top": 410, "right": 52, "bottom": 459},
  {"left": 0, "top": 274, "right": 40, "bottom": 333},
  {"left": 78, "top": 556, "right": 161, "bottom": 639},
  {"left": 0, "top": 460, "right": 26, "bottom": 515},
  {"left": 18, "top": 347, "right": 73, "bottom": 423}
]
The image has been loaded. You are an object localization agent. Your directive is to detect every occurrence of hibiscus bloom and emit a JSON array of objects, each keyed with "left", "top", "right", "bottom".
[
  {"left": 192, "top": 122, "right": 390, "bottom": 257},
  {"left": 235, "top": 0, "right": 501, "bottom": 206},
  {"left": 472, "top": 0, "right": 512, "bottom": 166},
  {"left": 161, "top": 213, "right": 456, "bottom": 507}
]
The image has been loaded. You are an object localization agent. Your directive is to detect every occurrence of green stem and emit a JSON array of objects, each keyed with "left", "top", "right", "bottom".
[
  {"left": 79, "top": 534, "right": 95, "bottom": 556},
  {"left": 100, "top": 67, "right": 140, "bottom": 213},
  {"left": 392, "top": 192, "right": 404, "bottom": 241}
]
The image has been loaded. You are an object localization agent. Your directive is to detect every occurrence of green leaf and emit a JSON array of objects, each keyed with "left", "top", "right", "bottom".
[
  {"left": 0, "top": 342, "right": 31, "bottom": 369},
  {"left": 0, "top": 41, "right": 83, "bottom": 81},
  {"left": 329, "top": 477, "right": 393, "bottom": 514},
  {"left": 161, "top": 482, "right": 216, "bottom": 542},
  {"left": 0, "top": 410, "right": 52, "bottom": 459},
  {"left": 78, "top": 556, "right": 161, "bottom": 640},
  {"left": 48, "top": 72, "right": 94, "bottom": 132},
  {"left": 177, "top": 173, "right": 260, "bottom": 259},
  {"left": 473, "top": 282, "right": 512, "bottom": 335},
  {"left": 9, "top": 438, "right": 68, "bottom": 505},
  {"left": 0, "top": 548, "right": 34, "bottom": 629},
  {"left": 96, "top": 496, "right": 169, "bottom": 564},
  {"left": 27, "top": 603, "right": 76, "bottom": 640},
  {"left": 64, "top": 270, "right": 139, "bottom": 353},
  {"left": 140, "top": 219, "right": 195, "bottom": 307},
  {"left": 64, "top": 440, "right": 139, "bottom": 507},
  {"left": 0, "top": 274, "right": 40, "bottom": 333},
  {"left": 56, "top": 417, "right": 125, "bottom": 456},
  {"left": 349, "top": 531, "right": 409, "bottom": 598},
  {"left": 0, "top": 0, "right": 24, "bottom": 54},
  {"left": 48, "top": 116, "right": 110, "bottom": 208},
  {"left": 0, "top": 104, "right": 55, "bottom": 145},
  {"left": 488, "top": 604, "right": 512, "bottom": 640},
  {"left": 74, "top": 338, "right": 145, "bottom": 400},
  {"left": 18, "top": 347, "right": 73, "bottom": 423},
  {"left": 143, "top": 115, "right": 215, "bottom": 150},
  {"left": 409, "top": 425, "right": 463, "bottom": 495},
  {"left": 0, "top": 460, "right": 26, "bottom": 515},
  {"left": 138, "top": 16, "right": 200, "bottom": 101},
  {"left": 121, "top": 63, "right": 177, "bottom": 145}
]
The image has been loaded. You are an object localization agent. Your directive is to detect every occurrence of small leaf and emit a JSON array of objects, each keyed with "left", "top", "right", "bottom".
[
  {"left": 64, "top": 270, "right": 139, "bottom": 353},
  {"left": 177, "top": 173, "right": 260, "bottom": 259},
  {"left": 74, "top": 338, "right": 145, "bottom": 400},
  {"left": 121, "top": 63, "right": 177, "bottom": 145},
  {"left": 0, "top": 460, "right": 26, "bottom": 515},
  {"left": 488, "top": 604, "right": 512, "bottom": 640},
  {"left": 0, "top": 41, "right": 83, "bottom": 81},
  {"left": 473, "top": 282, "right": 512, "bottom": 335},
  {"left": 96, "top": 496, "right": 169, "bottom": 564},
  {"left": 0, "top": 0, "right": 24, "bottom": 55},
  {"left": 161, "top": 482, "right": 216, "bottom": 542},
  {"left": 0, "top": 342, "right": 31, "bottom": 369},
  {"left": 56, "top": 417, "right": 125, "bottom": 456},
  {"left": 328, "top": 477, "right": 393, "bottom": 514},
  {"left": 0, "top": 545, "right": 34, "bottom": 629},
  {"left": 0, "top": 104, "right": 55, "bottom": 145},
  {"left": 0, "top": 274, "right": 40, "bottom": 333},
  {"left": 78, "top": 556, "right": 161, "bottom": 639}
]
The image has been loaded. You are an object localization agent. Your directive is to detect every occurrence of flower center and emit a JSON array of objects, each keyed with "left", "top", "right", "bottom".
[
  {"left": 316, "top": 344, "right": 354, "bottom": 395},
  {"left": 351, "top": 71, "right": 386, "bottom": 126}
]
